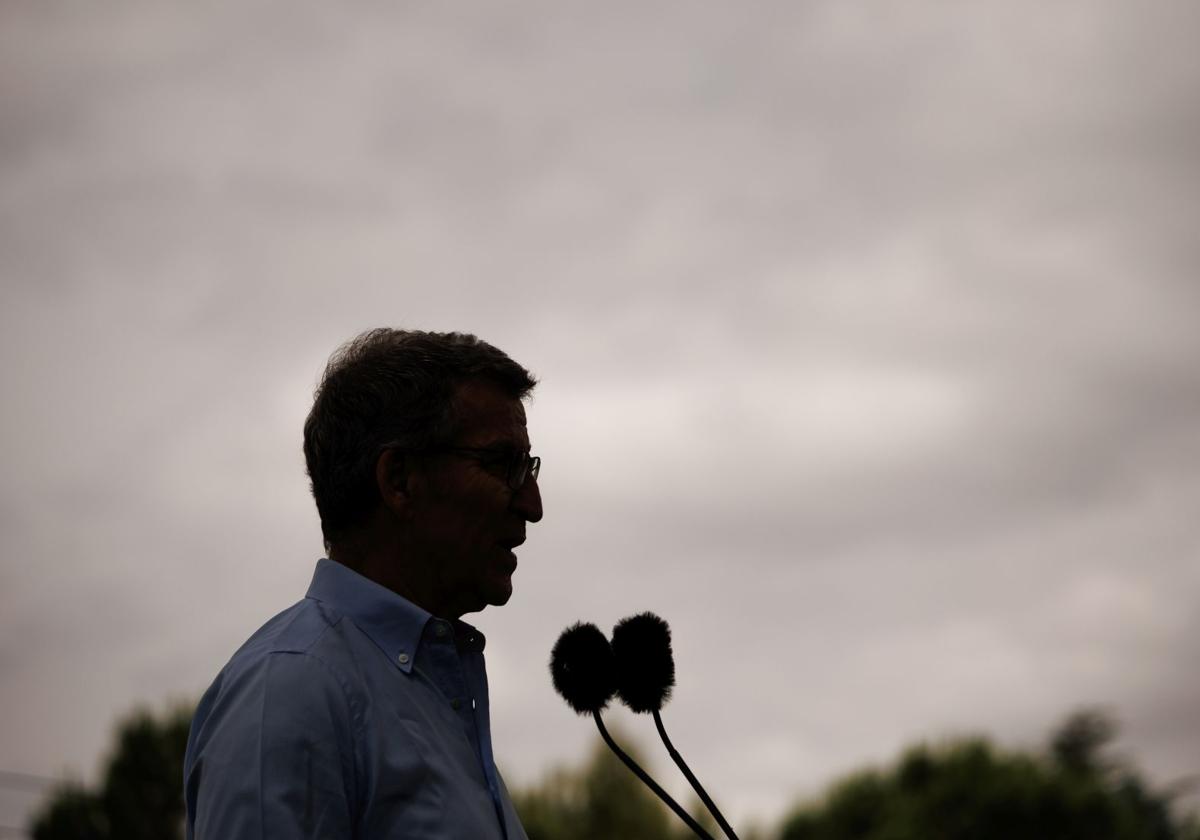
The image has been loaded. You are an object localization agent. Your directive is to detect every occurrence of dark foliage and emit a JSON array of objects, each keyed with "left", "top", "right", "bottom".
[
  {"left": 780, "top": 709, "right": 1200, "bottom": 840},
  {"left": 1052, "top": 708, "right": 1117, "bottom": 776},
  {"left": 30, "top": 704, "right": 192, "bottom": 840},
  {"left": 30, "top": 785, "right": 107, "bottom": 840}
]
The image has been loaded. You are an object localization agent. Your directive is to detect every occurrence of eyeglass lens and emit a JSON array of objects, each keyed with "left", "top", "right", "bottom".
[{"left": 511, "top": 454, "right": 540, "bottom": 489}]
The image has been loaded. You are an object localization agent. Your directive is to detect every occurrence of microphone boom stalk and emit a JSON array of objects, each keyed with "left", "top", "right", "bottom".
[
  {"left": 592, "top": 711, "right": 716, "bottom": 840},
  {"left": 653, "top": 710, "right": 739, "bottom": 840}
]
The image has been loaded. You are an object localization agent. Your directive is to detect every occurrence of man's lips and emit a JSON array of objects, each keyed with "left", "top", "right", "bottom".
[{"left": 497, "top": 538, "right": 523, "bottom": 571}]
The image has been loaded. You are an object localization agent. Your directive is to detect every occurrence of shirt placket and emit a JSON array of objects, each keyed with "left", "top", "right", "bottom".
[{"left": 422, "top": 620, "right": 509, "bottom": 837}]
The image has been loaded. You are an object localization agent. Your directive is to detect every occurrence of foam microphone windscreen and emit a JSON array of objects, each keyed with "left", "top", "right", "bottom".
[
  {"left": 611, "top": 612, "right": 676, "bottom": 714},
  {"left": 550, "top": 622, "right": 617, "bottom": 714}
]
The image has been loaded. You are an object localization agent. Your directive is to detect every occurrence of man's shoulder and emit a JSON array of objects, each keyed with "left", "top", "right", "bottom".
[
  {"left": 198, "top": 597, "right": 352, "bottom": 698},
  {"left": 235, "top": 596, "right": 340, "bottom": 658},
  {"left": 190, "top": 598, "right": 359, "bottom": 737},
  {"left": 217, "top": 596, "right": 365, "bottom": 686}
]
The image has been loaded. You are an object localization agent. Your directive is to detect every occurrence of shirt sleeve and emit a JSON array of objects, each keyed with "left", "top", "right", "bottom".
[{"left": 186, "top": 651, "right": 359, "bottom": 839}]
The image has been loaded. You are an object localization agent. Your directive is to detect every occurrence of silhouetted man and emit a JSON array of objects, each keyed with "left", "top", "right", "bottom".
[{"left": 184, "top": 329, "right": 543, "bottom": 839}]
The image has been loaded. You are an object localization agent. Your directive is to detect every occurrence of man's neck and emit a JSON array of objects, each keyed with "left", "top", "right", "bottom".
[{"left": 329, "top": 535, "right": 459, "bottom": 619}]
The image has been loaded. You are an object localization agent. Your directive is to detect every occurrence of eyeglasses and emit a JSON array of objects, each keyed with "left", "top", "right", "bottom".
[{"left": 436, "top": 446, "right": 541, "bottom": 491}]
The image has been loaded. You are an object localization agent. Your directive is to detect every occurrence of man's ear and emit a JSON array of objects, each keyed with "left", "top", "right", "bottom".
[{"left": 375, "top": 448, "right": 413, "bottom": 516}]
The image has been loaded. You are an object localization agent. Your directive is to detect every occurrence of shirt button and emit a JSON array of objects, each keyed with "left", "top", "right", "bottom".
[
  {"left": 450, "top": 699, "right": 461, "bottom": 710},
  {"left": 397, "top": 652, "right": 410, "bottom": 665},
  {"left": 435, "top": 623, "right": 448, "bottom": 638}
]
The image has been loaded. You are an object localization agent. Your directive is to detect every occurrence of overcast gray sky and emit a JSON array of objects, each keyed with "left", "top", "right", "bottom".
[{"left": 3, "top": 0, "right": 1199, "bottom": 832}]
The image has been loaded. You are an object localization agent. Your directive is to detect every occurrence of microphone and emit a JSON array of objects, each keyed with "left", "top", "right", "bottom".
[
  {"left": 612, "top": 613, "right": 739, "bottom": 840},
  {"left": 550, "top": 621, "right": 617, "bottom": 714},
  {"left": 550, "top": 623, "right": 716, "bottom": 840}
]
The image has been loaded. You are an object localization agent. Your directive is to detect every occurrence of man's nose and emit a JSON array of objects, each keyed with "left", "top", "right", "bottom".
[{"left": 512, "top": 474, "right": 543, "bottom": 523}]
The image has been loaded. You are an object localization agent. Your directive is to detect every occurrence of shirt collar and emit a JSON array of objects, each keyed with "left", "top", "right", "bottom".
[{"left": 305, "top": 558, "right": 485, "bottom": 673}]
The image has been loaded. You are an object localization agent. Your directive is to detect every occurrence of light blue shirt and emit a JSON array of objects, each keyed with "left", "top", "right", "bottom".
[{"left": 184, "top": 559, "right": 528, "bottom": 840}]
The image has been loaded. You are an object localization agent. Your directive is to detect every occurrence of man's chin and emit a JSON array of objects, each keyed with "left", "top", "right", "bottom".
[
  {"left": 487, "top": 578, "right": 514, "bottom": 607},
  {"left": 459, "top": 580, "right": 513, "bottom": 615}
]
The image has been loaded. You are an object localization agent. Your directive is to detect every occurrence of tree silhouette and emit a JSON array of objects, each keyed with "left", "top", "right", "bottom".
[
  {"left": 780, "top": 709, "right": 1199, "bottom": 840},
  {"left": 30, "top": 704, "right": 191, "bottom": 840},
  {"left": 27, "top": 784, "right": 106, "bottom": 840}
]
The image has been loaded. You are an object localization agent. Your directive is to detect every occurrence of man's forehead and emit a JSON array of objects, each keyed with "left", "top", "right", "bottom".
[{"left": 450, "top": 379, "right": 529, "bottom": 443}]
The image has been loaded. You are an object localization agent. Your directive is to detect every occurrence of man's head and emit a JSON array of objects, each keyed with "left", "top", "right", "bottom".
[{"left": 303, "top": 329, "right": 542, "bottom": 615}]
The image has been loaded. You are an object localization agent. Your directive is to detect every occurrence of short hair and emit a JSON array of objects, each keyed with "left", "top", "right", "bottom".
[{"left": 303, "top": 328, "right": 536, "bottom": 549}]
